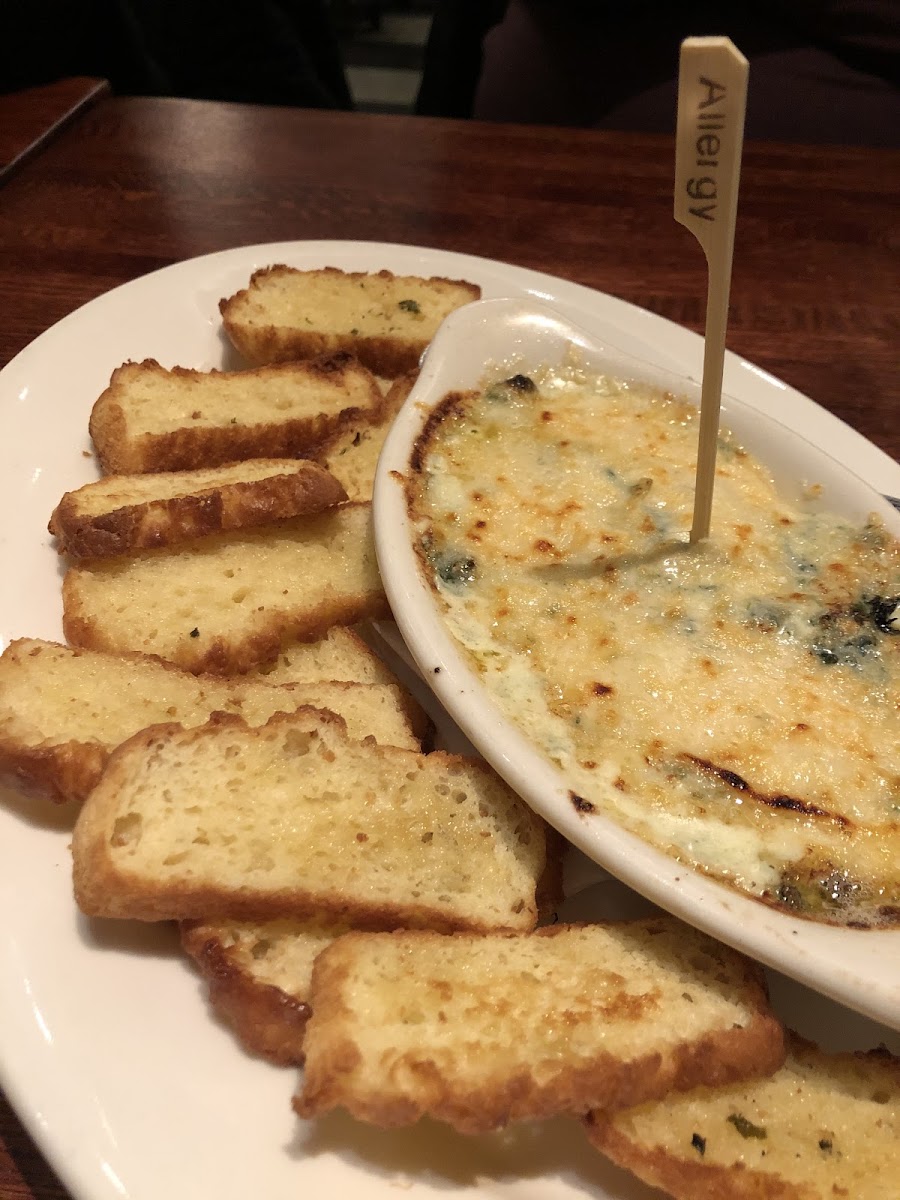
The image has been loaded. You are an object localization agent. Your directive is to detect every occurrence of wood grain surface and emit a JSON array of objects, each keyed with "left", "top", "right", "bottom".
[
  {"left": 0, "top": 93, "right": 898, "bottom": 1200},
  {"left": 0, "top": 77, "right": 109, "bottom": 182}
]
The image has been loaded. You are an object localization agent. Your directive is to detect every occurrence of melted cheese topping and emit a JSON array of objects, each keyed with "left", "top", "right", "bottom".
[{"left": 408, "top": 367, "right": 900, "bottom": 927}]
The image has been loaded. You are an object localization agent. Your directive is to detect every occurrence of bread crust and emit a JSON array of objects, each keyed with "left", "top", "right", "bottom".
[
  {"left": 311, "top": 372, "right": 417, "bottom": 502},
  {"left": 0, "top": 638, "right": 218, "bottom": 803},
  {"left": 225, "top": 327, "right": 421, "bottom": 381},
  {"left": 63, "top": 575, "right": 389, "bottom": 676},
  {"left": 181, "top": 921, "right": 311, "bottom": 1067},
  {"left": 312, "top": 372, "right": 415, "bottom": 464},
  {"left": 49, "top": 460, "right": 347, "bottom": 558},
  {"left": 62, "top": 577, "right": 390, "bottom": 676},
  {"left": 0, "top": 736, "right": 108, "bottom": 806},
  {"left": 293, "top": 923, "right": 785, "bottom": 1134},
  {"left": 74, "top": 861, "right": 536, "bottom": 932},
  {"left": 219, "top": 266, "right": 480, "bottom": 378},
  {"left": 88, "top": 353, "right": 383, "bottom": 473}
]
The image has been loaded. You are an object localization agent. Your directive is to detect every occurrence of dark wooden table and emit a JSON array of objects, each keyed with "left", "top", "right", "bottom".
[
  {"left": 0, "top": 77, "right": 109, "bottom": 181},
  {"left": 0, "top": 91, "right": 898, "bottom": 1200}
]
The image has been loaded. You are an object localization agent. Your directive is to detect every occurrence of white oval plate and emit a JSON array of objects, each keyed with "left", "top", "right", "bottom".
[
  {"left": 1, "top": 242, "right": 899, "bottom": 1200},
  {"left": 374, "top": 295, "right": 900, "bottom": 1032}
]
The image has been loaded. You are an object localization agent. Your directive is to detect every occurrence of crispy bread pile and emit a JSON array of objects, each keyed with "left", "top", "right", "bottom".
[
  {"left": 1, "top": 263, "right": 895, "bottom": 1200},
  {"left": 0, "top": 638, "right": 425, "bottom": 803}
]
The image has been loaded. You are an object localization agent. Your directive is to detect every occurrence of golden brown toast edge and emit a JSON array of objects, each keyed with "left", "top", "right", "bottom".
[
  {"left": 88, "top": 354, "right": 383, "bottom": 473},
  {"left": 181, "top": 920, "right": 312, "bottom": 1066},
  {"left": 582, "top": 1032, "right": 900, "bottom": 1200},
  {"left": 0, "top": 638, "right": 204, "bottom": 803},
  {"left": 0, "top": 734, "right": 107, "bottom": 806},
  {"left": 49, "top": 460, "right": 348, "bottom": 558}
]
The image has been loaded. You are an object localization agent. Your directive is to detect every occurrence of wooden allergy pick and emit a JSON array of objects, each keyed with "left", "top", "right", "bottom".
[{"left": 675, "top": 36, "right": 748, "bottom": 543}]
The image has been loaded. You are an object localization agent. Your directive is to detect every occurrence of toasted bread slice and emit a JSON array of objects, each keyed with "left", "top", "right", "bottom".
[
  {"left": 49, "top": 459, "right": 347, "bottom": 558},
  {"left": 585, "top": 1032, "right": 899, "bottom": 1200},
  {"left": 219, "top": 266, "right": 480, "bottom": 378},
  {"left": 0, "top": 639, "right": 428, "bottom": 803},
  {"left": 288, "top": 679, "right": 428, "bottom": 749},
  {"left": 180, "top": 826, "right": 563, "bottom": 1070},
  {"left": 314, "top": 373, "right": 415, "bottom": 502},
  {"left": 72, "top": 709, "right": 547, "bottom": 930},
  {"left": 62, "top": 502, "right": 387, "bottom": 674},
  {"left": 89, "top": 353, "right": 382, "bottom": 473},
  {"left": 181, "top": 838, "right": 562, "bottom": 1069},
  {"left": 293, "top": 919, "right": 784, "bottom": 1134},
  {"left": 249, "top": 626, "right": 399, "bottom": 687},
  {"left": 181, "top": 915, "right": 349, "bottom": 1065}
]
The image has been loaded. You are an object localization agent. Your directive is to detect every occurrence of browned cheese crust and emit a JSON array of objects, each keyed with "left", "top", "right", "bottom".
[
  {"left": 180, "top": 921, "right": 311, "bottom": 1067},
  {"left": 219, "top": 266, "right": 481, "bottom": 378},
  {"left": 293, "top": 923, "right": 785, "bottom": 1134},
  {"left": 49, "top": 460, "right": 348, "bottom": 558},
  {"left": 88, "top": 354, "right": 383, "bottom": 473}
]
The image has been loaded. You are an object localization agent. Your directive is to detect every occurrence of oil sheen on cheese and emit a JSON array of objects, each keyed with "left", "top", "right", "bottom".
[{"left": 407, "top": 366, "right": 900, "bottom": 927}]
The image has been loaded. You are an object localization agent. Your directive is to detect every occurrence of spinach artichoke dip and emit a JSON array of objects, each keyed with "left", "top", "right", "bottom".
[{"left": 407, "top": 366, "right": 900, "bottom": 927}]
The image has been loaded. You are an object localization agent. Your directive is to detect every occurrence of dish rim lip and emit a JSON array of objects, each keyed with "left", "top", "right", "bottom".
[{"left": 373, "top": 295, "right": 900, "bottom": 1033}]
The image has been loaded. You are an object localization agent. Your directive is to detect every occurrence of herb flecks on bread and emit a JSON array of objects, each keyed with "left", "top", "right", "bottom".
[
  {"left": 586, "top": 1031, "right": 900, "bottom": 1200},
  {"left": 219, "top": 266, "right": 480, "bottom": 378},
  {"left": 62, "top": 502, "right": 387, "bottom": 674}
]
